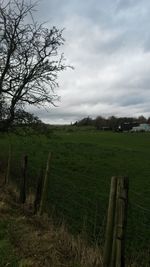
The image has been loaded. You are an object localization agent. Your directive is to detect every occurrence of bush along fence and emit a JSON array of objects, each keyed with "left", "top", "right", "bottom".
[{"left": 3, "top": 145, "right": 129, "bottom": 267}]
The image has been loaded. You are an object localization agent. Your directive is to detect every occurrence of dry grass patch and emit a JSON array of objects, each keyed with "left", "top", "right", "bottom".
[
  {"left": 0, "top": 184, "right": 103, "bottom": 267},
  {"left": 9, "top": 215, "right": 103, "bottom": 267}
]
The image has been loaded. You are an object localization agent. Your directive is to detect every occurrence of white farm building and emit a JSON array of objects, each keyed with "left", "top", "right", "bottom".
[{"left": 131, "top": 123, "right": 150, "bottom": 132}]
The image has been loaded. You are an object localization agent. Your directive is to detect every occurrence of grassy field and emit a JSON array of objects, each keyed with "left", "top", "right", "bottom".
[{"left": 0, "top": 128, "right": 150, "bottom": 265}]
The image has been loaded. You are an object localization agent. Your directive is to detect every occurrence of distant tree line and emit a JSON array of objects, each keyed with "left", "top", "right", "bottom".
[{"left": 74, "top": 115, "right": 150, "bottom": 131}]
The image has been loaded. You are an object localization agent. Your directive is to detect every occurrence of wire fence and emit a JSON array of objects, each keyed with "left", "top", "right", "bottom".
[{"left": 0, "top": 146, "right": 150, "bottom": 266}]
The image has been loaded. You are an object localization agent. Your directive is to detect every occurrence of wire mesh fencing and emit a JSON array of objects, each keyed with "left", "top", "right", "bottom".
[{"left": 0, "top": 145, "right": 150, "bottom": 266}]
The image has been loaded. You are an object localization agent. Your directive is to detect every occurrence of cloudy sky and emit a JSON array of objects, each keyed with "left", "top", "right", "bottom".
[{"left": 33, "top": 0, "right": 150, "bottom": 124}]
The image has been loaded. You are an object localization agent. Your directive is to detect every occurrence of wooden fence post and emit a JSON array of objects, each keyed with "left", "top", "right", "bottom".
[
  {"left": 103, "top": 176, "right": 129, "bottom": 267},
  {"left": 5, "top": 144, "right": 12, "bottom": 185},
  {"left": 39, "top": 152, "right": 52, "bottom": 216},
  {"left": 114, "top": 176, "right": 129, "bottom": 267},
  {"left": 103, "top": 176, "right": 118, "bottom": 267},
  {"left": 19, "top": 155, "right": 28, "bottom": 204}
]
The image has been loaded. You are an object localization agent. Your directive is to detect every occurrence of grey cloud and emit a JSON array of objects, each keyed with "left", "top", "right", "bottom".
[
  {"left": 29, "top": 0, "right": 150, "bottom": 123},
  {"left": 116, "top": 0, "right": 141, "bottom": 10}
]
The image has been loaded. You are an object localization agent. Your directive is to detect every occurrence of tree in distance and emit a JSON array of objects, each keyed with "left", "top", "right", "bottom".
[{"left": 0, "top": 0, "right": 68, "bottom": 130}]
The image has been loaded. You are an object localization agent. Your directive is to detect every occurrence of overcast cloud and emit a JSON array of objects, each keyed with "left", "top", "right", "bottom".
[{"left": 31, "top": 0, "right": 150, "bottom": 124}]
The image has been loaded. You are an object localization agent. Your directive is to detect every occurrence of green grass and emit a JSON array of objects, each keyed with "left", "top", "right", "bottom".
[
  {"left": 0, "top": 129, "right": 150, "bottom": 265},
  {"left": 0, "top": 220, "right": 19, "bottom": 266}
]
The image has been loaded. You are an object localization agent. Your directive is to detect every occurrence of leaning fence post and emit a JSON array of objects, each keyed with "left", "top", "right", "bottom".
[
  {"left": 5, "top": 144, "right": 12, "bottom": 185},
  {"left": 114, "top": 176, "right": 129, "bottom": 267},
  {"left": 39, "top": 152, "right": 52, "bottom": 216},
  {"left": 19, "top": 155, "right": 28, "bottom": 204},
  {"left": 103, "top": 176, "right": 118, "bottom": 267}
]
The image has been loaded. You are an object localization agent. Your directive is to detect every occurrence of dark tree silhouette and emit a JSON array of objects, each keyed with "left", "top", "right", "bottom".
[{"left": 0, "top": 0, "right": 67, "bottom": 130}]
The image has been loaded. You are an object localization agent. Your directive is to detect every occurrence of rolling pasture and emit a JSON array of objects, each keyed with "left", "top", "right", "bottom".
[{"left": 0, "top": 128, "right": 150, "bottom": 265}]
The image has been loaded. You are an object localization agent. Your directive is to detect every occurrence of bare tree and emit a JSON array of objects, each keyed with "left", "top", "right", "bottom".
[{"left": 0, "top": 0, "right": 67, "bottom": 130}]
